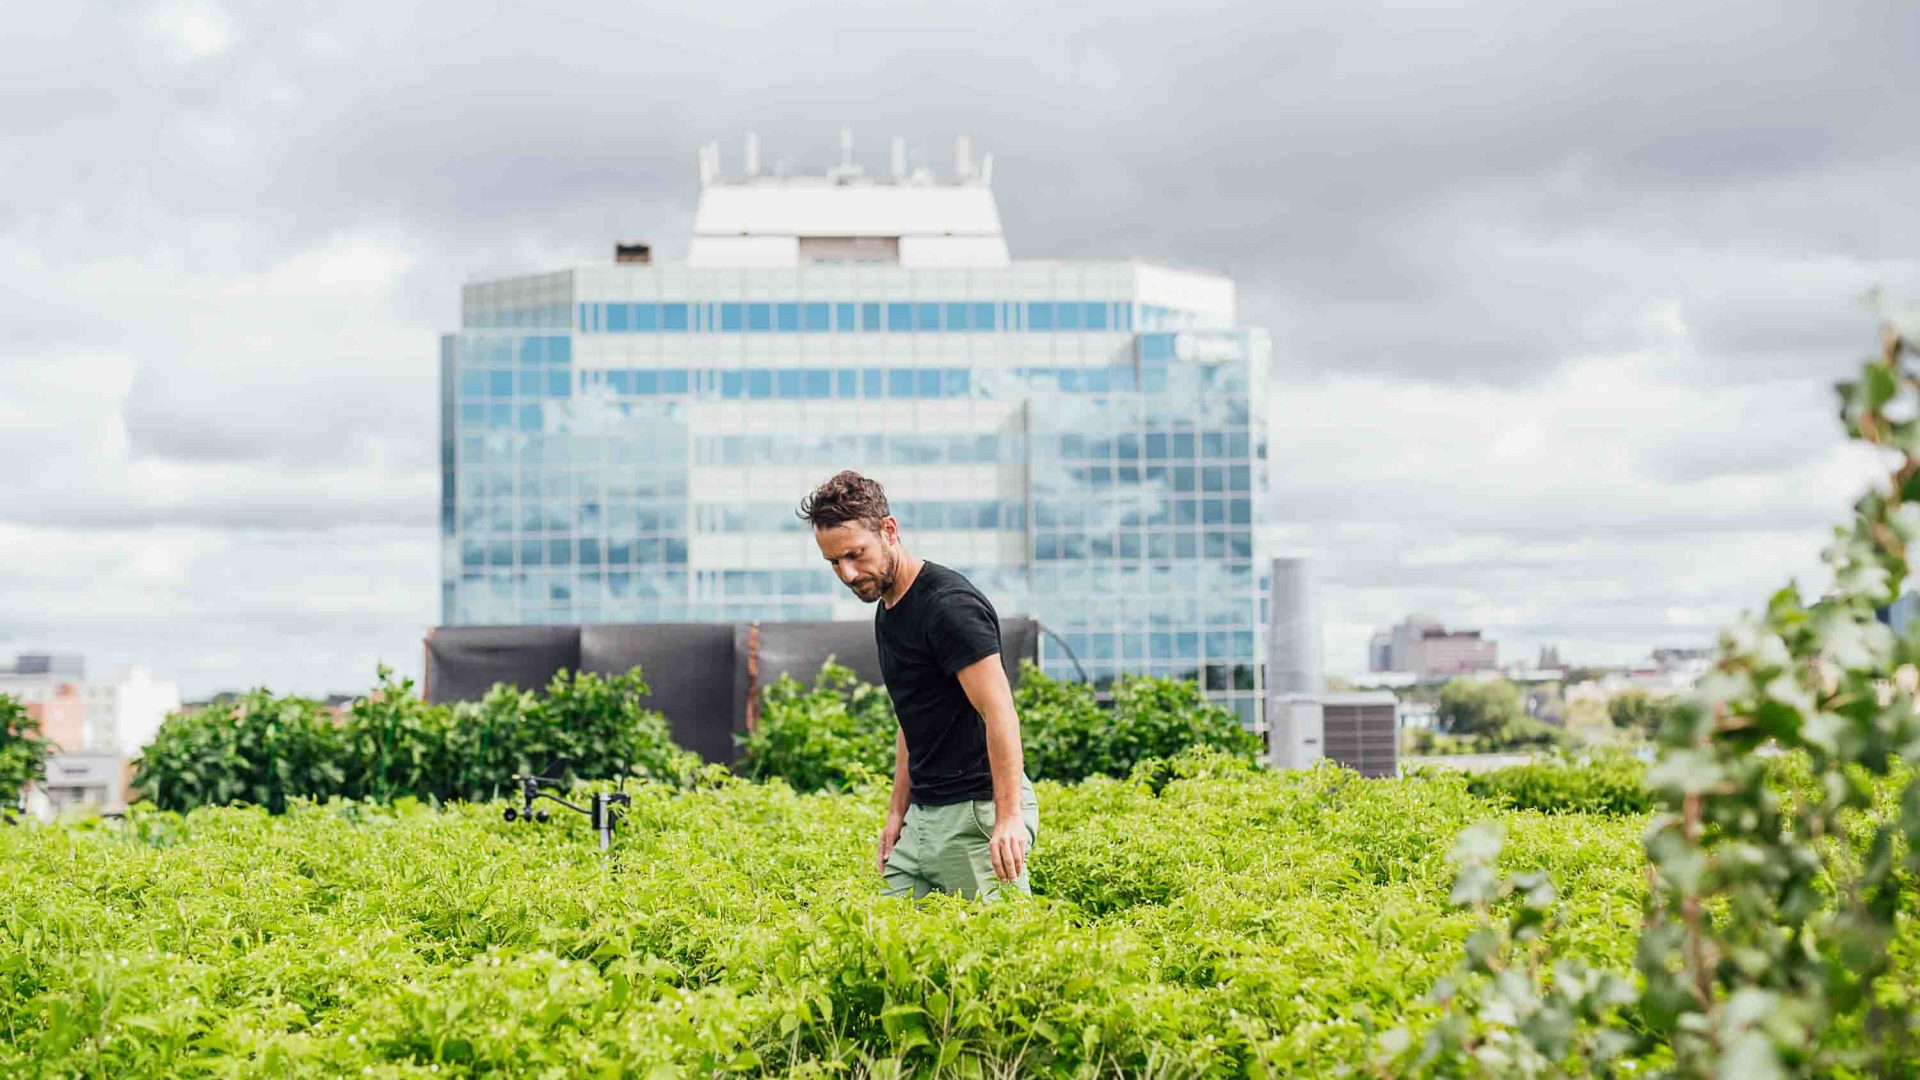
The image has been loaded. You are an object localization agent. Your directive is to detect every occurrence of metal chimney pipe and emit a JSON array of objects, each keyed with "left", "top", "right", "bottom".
[{"left": 1268, "top": 557, "right": 1325, "bottom": 696}]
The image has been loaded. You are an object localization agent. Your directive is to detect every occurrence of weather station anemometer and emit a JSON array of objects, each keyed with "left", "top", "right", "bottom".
[{"left": 502, "top": 759, "right": 632, "bottom": 852}]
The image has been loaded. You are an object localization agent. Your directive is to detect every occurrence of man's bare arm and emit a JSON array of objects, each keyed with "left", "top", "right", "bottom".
[
  {"left": 889, "top": 726, "right": 911, "bottom": 820},
  {"left": 956, "top": 653, "right": 1027, "bottom": 881},
  {"left": 877, "top": 727, "right": 911, "bottom": 874}
]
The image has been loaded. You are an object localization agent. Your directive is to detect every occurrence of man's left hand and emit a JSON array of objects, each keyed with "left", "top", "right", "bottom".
[{"left": 989, "top": 817, "right": 1028, "bottom": 882}]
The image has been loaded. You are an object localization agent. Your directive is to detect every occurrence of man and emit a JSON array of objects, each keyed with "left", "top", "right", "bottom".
[{"left": 800, "top": 469, "right": 1039, "bottom": 899}]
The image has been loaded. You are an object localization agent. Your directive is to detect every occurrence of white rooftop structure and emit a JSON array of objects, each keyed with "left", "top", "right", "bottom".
[{"left": 687, "top": 131, "right": 1011, "bottom": 269}]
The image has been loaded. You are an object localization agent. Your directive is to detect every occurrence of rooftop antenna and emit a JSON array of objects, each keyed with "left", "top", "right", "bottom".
[
  {"left": 910, "top": 140, "right": 933, "bottom": 185},
  {"left": 890, "top": 136, "right": 906, "bottom": 181},
  {"left": 829, "top": 125, "right": 865, "bottom": 183},
  {"left": 743, "top": 132, "right": 760, "bottom": 177},
  {"left": 980, "top": 151, "right": 994, "bottom": 186},
  {"left": 955, "top": 134, "right": 973, "bottom": 180},
  {"left": 697, "top": 141, "right": 719, "bottom": 186}
]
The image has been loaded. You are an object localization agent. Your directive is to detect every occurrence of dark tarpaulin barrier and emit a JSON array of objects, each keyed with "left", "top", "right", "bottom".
[
  {"left": 423, "top": 625, "right": 581, "bottom": 705},
  {"left": 424, "top": 618, "right": 1042, "bottom": 765},
  {"left": 580, "top": 623, "right": 737, "bottom": 764}
]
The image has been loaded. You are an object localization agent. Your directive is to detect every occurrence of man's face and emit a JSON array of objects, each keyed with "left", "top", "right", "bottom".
[{"left": 814, "top": 519, "right": 899, "bottom": 604}]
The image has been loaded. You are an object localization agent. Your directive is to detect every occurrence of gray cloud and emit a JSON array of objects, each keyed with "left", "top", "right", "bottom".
[{"left": 2, "top": 0, "right": 1917, "bottom": 693}]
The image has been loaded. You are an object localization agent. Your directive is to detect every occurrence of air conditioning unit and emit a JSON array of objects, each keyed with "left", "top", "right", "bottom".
[{"left": 1270, "top": 690, "right": 1398, "bottom": 777}]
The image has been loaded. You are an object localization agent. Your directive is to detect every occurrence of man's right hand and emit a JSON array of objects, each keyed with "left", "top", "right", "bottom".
[{"left": 877, "top": 817, "right": 904, "bottom": 875}]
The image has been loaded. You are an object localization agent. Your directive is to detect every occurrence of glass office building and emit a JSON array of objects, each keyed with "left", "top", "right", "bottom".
[{"left": 441, "top": 139, "right": 1271, "bottom": 724}]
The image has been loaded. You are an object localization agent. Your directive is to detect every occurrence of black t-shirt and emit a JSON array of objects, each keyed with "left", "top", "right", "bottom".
[{"left": 874, "top": 560, "right": 1003, "bottom": 805}]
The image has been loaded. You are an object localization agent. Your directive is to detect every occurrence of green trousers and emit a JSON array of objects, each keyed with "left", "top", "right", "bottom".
[{"left": 882, "top": 777, "right": 1039, "bottom": 900}]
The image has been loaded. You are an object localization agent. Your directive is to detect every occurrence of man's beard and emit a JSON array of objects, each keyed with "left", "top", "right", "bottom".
[{"left": 851, "top": 549, "right": 899, "bottom": 603}]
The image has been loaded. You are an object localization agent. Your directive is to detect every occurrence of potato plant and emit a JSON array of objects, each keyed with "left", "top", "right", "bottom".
[{"left": 0, "top": 753, "right": 1655, "bottom": 1078}]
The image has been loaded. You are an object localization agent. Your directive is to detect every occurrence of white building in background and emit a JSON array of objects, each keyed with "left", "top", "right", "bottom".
[
  {"left": 440, "top": 132, "right": 1274, "bottom": 725},
  {"left": 1, "top": 653, "right": 180, "bottom": 816},
  {"left": 98, "top": 666, "right": 178, "bottom": 753}
]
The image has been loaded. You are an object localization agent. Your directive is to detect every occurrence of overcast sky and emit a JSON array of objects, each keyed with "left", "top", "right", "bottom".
[{"left": 4, "top": 0, "right": 1918, "bottom": 697}]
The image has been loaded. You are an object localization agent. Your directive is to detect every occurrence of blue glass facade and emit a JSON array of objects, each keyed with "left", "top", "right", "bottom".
[{"left": 442, "top": 265, "right": 1269, "bottom": 724}]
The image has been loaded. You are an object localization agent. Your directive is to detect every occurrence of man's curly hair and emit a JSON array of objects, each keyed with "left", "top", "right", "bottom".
[{"left": 798, "top": 470, "right": 891, "bottom": 533}]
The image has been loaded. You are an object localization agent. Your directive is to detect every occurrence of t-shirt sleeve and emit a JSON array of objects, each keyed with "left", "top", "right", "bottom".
[{"left": 927, "top": 590, "right": 1003, "bottom": 677}]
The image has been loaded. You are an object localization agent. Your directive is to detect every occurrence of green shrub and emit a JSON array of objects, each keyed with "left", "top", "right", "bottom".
[
  {"left": 1464, "top": 750, "right": 1651, "bottom": 815},
  {"left": 131, "top": 689, "right": 346, "bottom": 813},
  {"left": 1391, "top": 314, "right": 1920, "bottom": 1077},
  {"left": 1016, "top": 664, "right": 1262, "bottom": 783},
  {"left": 341, "top": 667, "right": 462, "bottom": 803},
  {"left": 1605, "top": 686, "right": 1680, "bottom": 737},
  {"left": 735, "top": 661, "right": 896, "bottom": 791},
  {"left": 0, "top": 694, "right": 54, "bottom": 809},
  {"left": 1401, "top": 727, "right": 1483, "bottom": 756},
  {"left": 1436, "top": 677, "right": 1562, "bottom": 750},
  {"left": 134, "top": 667, "right": 692, "bottom": 812},
  {"left": 1106, "top": 671, "right": 1263, "bottom": 773},
  {"left": 513, "top": 667, "right": 700, "bottom": 786},
  {"left": 1014, "top": 662, "right": 1113, "bottom": 781}
]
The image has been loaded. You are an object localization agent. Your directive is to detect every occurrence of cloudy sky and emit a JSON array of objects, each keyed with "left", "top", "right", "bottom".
[{"left": 4, "top": 0, "right": 1917, "bottom": 697}]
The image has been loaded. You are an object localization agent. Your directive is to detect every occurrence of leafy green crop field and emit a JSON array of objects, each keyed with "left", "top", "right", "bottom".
[{"left": 0, "top": 760, "right": 1650, "bottom": 1078}]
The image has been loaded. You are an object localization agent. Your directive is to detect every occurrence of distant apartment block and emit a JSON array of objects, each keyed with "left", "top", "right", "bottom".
[
  {"left": 1367, "top": 614, "right": 1498, "bottom": 677},
  {"left": 1, "top": 654, "right": 180, "bottom": 814}
]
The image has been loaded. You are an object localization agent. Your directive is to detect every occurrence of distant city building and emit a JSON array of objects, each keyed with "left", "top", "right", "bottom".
[
  {"left": 3, "top": 653, "right": 85, "bottom": 677},
  {"left": 1564, "top": 647, "right": 1712, "bottom": 706},
  {"left": 1366, "top": 631, "right": 1393, "bottom": 673},
  {"left": 1367, "top": 615, "right": 1498, "bottom": 677},
  {"left": 1650, "top": 646, "right": 1713, "bottom": 669},
  {"left": 1, "top": 654, "right": 180, "bottom": 815},
  {"left": 439, "top": 133, "right": 1273, "bottom": 724},
  {"left": 1536, "top": 644, "right": 1565, "bottom": 671}
]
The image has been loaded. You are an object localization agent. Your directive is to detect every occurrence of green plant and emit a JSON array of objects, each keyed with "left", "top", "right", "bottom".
[
  {"left": 134, "top": 667, "right": 694, "bottom": 811},
  {"left": 1374, "top": 822, "right": 1642, "bottom": 1076},
  {"left": 1015, "top": 664, "right": 1262, "bottom": 783},
  {"left": 736, "top": 661, "right": 896, "bottom": 791},
  {"left": 1395, "top": 309, "right": 1920, "bottom": 1076},
  {"left": 0, "top": 694, "right": 54, "bottom": 809},
  {"left": 532, "top": 667, "right": 700, "bottom": 785},
  {"left": 1437, "top": 678, "right": 1524, "bottom": 738},
  {"left": 1107, "top": 672, "right": 1263, "bottom": 772},
  {"left": 1014, "top": 662, "right": 1115, "bottom": 781},
  {"left": 1630, "top": 312, "right": 1920, "bottom": 1073},
  {"left": 131, "top": 689, "right": 346, "bottom": 813},
  {"left": 1604, "top": 688, "right": 1676, "bottom": 737},
  {"left": 342, "top": 666, "right": 461, "bottom": 803},
  {"left": 0, "top": 760, "right": 1666, "bottom": 1078},
  {"left": 1465, "top": 752, "right": 1651, "bottom": 816},
  {"left": 1403, "top": 727, "right": 1490, "bottom": 757}
]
